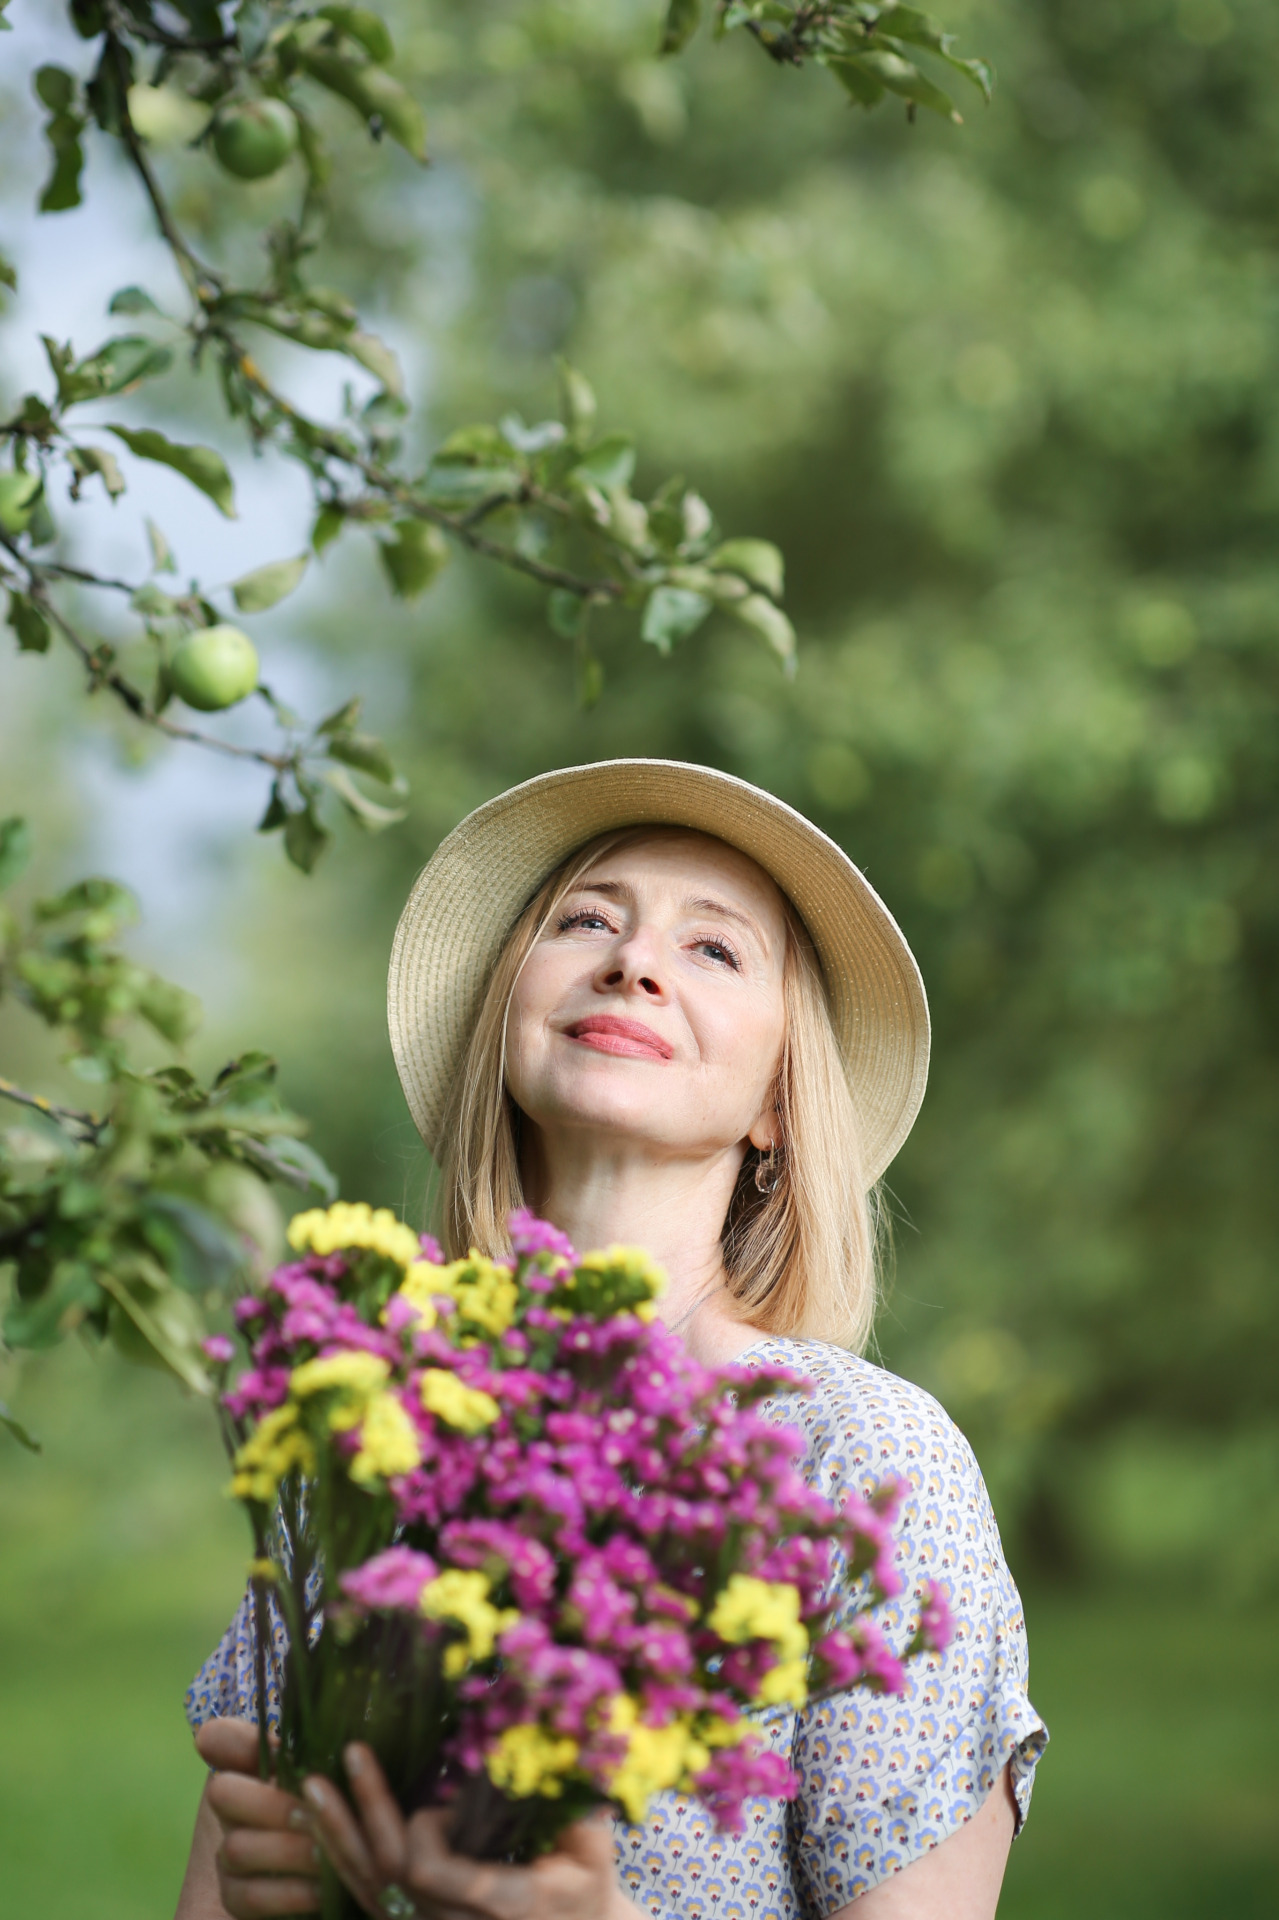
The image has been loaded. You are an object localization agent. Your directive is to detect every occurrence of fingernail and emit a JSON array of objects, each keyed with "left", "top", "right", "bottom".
[
  {"left": 303, "top": 1780, "right": 326, "bottom": 1809},
  {"left": 344, "top": 1745, "right": 364, "bottom": 1776},
  {"left": 288, "top": 1808, "right": 312, "bottom": 1832}
]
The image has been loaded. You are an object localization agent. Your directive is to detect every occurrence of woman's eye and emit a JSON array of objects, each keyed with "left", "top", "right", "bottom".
[
  {"left": 694, "top": 938, "right": 740, "bottom": 970},
  {"left": 558, "top": 908, "right": 612, "bottom": 933}
]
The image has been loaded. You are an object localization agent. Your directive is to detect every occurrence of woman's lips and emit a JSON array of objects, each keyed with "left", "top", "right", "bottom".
[{"left": 564, "top": 1015, "right": 673, "bottom": 1060}]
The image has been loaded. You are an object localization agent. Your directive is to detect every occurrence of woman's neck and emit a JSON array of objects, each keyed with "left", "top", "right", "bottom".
[{"left": 523, "top": 1133, "right": 762, "bottom": 1366}]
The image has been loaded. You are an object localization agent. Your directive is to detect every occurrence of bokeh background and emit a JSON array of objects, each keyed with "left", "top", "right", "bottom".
[{"left": 2, "top": 1, "right": 1277, "bottom": 1914}]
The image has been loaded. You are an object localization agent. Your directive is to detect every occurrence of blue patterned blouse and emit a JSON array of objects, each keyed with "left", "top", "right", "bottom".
[{"left": 186, "top": 1337, "right": 1047, "bottom": 1917}]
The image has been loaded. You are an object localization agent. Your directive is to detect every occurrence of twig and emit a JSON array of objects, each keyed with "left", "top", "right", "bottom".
[{"left": 0, "top": 1076, "right": 103, "bottom": 1144}]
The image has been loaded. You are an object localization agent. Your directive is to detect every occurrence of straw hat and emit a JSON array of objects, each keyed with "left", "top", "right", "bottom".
[{"left": 388, "top": 759, "right": 929, "bottom": 1185}]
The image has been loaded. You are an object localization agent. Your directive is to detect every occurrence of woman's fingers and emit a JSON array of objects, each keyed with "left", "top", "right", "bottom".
[
  {"left": 303, "top": 1774, "right": 383, "bottom": 1915},
  {"left": 405, "top": 1809, "right": 535, "bottom": 1920},
  {"left": 220, "top": 1825, "right": 321, "bottom": 1879},
  {"left": 196, "top": 1715, "right": 271, "bottom": 1776},
  {"left": 343, "top": 1744, "right": 410, "bottom": 1885},
  {"left": 209, "top": 1768, "right": 309, "bottom": 1833},
  {"left": 219, "top": 1870, "right": 323, "bottom": 1919}
]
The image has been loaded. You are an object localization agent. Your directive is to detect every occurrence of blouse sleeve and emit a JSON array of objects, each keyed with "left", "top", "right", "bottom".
[
  {"left": 184, "top": 1584, "right": 289, "bottom": 1733},
  {"left": 768, "top": 1345, "right": 1048, "bottom": 1913}
]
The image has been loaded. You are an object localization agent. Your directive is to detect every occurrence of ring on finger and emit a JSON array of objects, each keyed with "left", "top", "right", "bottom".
[{"left": 379, "top": 1885, "right": 416, "bottom": 1920}]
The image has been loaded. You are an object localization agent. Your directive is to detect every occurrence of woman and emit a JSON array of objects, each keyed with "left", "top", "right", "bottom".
[{"left": 177, "top": 759, "right": 1047, "bottom": 1920}]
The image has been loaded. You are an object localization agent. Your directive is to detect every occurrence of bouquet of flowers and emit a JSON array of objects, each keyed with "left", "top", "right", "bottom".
[{"left": 206, "top": 1202, "right": 950, "bottom": 1914}]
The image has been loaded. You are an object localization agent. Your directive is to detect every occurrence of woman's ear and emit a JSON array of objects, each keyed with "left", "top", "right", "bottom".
[{"left": 747, "top": 1114, "right": 778, "bottom": 1153}]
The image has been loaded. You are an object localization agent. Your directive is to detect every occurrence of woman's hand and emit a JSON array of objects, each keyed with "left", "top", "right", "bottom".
[
  {"left": 192, "top": 1717, "right": 322, "bottom": 1918},
  {"left": 304, "top": 1743, "right": 639, "bottom": 1920}
]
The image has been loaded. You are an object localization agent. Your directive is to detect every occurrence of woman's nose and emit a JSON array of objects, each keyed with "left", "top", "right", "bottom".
[{"left": 595, "top": 929, "right": 666, "bottom": 1000}]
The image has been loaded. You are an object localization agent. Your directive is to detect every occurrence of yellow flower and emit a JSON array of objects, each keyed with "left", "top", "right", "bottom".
[
  {"left": 578, "top": 1245, "right": 668, "bottom": 1305},
  {"left": 707, "top": 1574, "right": 809, "bottom": 1663},
  {"left": 485, "top": 1724, "right": 580, "bottom": 1799},
  {"left": 419, "top": 1569, "right": 518, "bottom": 1676},
  {"left": 419, "top": 1368, "right": 500, "bottom": 1435},
  {"left": 287, "top": 1202, "right": 421, "bottom": 1269},
  {"left": 604, "top": 1700, "right": 699, "bottom": 1825},
  {"left": 230, "top": 1404, "right": 315, "bottom": 1503},
  {"left": 350, "top": 1390, "right": 422, "bottom": 1486},
  {"left": 430, "top": 1253, "right": 519, "bottom": 1338},
  {"left": 290, "top": 1350, "right": 390, "bottom": 1401},
  {"left": 391, "top": 1260, "right": 442, "bottom": 1329},
  {"left": 755, "top": 1656, "right": 809, "bottom": 1707}
]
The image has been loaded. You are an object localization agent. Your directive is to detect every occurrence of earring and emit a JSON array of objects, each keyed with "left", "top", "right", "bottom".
[{"left": 754, "top": 1145, "right": 780, "bottom": 1194}]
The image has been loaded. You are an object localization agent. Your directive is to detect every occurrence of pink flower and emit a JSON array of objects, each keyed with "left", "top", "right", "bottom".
[
  {"left": 340, "top": 1547, "right": 438, "bottom": 1612},
  {"left": 201, "top": 1334, "right": 235, "bottom": 1364},
  {"left": 508, "top": 1208, "right": 576, "bottom": 1264}
]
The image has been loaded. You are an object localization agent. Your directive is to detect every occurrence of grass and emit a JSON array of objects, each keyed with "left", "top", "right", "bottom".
[{"left": 2, "top": 1343, "right": 1276, "bottom": 1918}]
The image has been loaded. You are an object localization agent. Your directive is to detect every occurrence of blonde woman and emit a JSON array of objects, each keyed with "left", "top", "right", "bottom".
[{"left": 177, "top": 760, "right": 1047, "bottom": 1920}]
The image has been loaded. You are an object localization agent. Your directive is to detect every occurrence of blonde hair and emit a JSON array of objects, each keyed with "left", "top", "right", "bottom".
[{"left": 437, "top": 829, "right": 881, "bottom": 1350}]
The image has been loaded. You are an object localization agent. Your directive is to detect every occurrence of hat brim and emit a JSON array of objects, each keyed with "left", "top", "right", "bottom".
[{"left": 388, "top": 759, "right": 929, "bottom": 1185}]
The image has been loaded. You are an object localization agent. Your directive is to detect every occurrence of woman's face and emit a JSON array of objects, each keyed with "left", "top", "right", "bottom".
[{"left": 505, "top": 830, "right": 788, "bottom": 1165}]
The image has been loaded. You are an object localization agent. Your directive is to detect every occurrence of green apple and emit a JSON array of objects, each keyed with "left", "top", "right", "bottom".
[
  {"left": 0, "top": 470, "right": 42, "bottom": 537},
  {"left": 170, "top": 625, "right": 260, "bottom": 711},
  {"left": 212, "top": 99, "right": 298, "bottom": 180}
]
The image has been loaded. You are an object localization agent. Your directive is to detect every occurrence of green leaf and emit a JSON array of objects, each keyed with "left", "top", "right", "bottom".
[
  {"left": 107, "top": 425, "right": 236, "bottom": 518},
  {"left": 0, "top": 816, "right": 32, "bottom": 891},
  {"left": 322, "top": 764, "right": 408, "bottom": 830},
  {"left": 231, "top": 554, "right": 309, "bottom": 613},
  {"left": 146, "top": 518, "right": 176, "bottom": 574},
  {"left": 434, "top": 423, "right": 515, "bottom": 464},
  {"left": 316, "top": 5, "right": 395, "bottom": 63},
  {"left": 72, "top": 445, "right": 126, "bottom": 500},
  {"left": 131, "top": 581, "right": 176, "bottom": 618},
  {"left": 379, "top": 519, "right": 450, "bottom": 597},
  {"left": 578, "top": 649, "right": 604, "bottom": 709},
  {"left": 325, "top": 732, "right": 397, "bottom": 784},
  {"left": 136, "top": 974, "right": 202, "bottom": 1047},
  {"left": 841, "top": 46, "right": 961, "bottom": 121},
  {"left": 709, "top": 537, "right": 785, "bottom": 599},
  {"left": 299, "top": 47, "right": 427, "bottom": 160},
  {"left": 35, "top": 64, "right": 76, "bottom": 113},
  {"left": 867, "top": 5, "right": 994, "bottom": 102},
  {"left": 572, "top": 432, "right": 636, "bottom": 491},
  {"left": 557, "top": 359, "right": 597, "bottom": 446},
  {"left": 238, "top": 1133, "right": 337, "bottom": 1197},
  {"left": 0, "top": 1401, "right": 41, "bottom": 1453},
  {"left": 108, "top": 285, "right": 161, "bottom": 316},
  {"left": 257, "top": 783, "right": 289, "bottom": 833},
  {"left": 37, "top": 116, "right": 85, "bottom": 214},
  {"left": 829, "top": 56, "right": 887, "bottom": 108},
  {"left": 312, "top": 505, "right": 346, "bottom": 553},
  {"left": 315, "top": 696, "right": 362, "bottom": 736},
  {"left": 347, "top": 328, "right": 403, "bottom": 398},
  {"left": 729, "top": 591, "right": 797, "bottom": 667},
  {"left": 59, "top": 336, "right": 173, "bottom": 403},
  {"left": 85, "top": 37, "right": 133, "bottom": 138},
  {"left": 283, "top": 804, "right": 331, "bottom": 873},
  {"left": 6, "top": 591, "right": 50, "bottom": 654},
  {"left": 0, "top": 248, "right": 15, "bottom": 290},
  {"left": 547, "top": 588, "right": 589, "bottom": 640},
  {"left": 98, "top": 1268, "right": 211, "bottom": 1394},
  {"left": 660, "top": 0, "right": 702, "bottom": 54},
  {"left": 642, "top": 585, "right": 712, "bottom": 653},
  {"left": 234, "top": 0, "right": 274, "bottom": 60}
]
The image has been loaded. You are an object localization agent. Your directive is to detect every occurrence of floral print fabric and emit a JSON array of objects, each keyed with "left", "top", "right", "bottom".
[{"left": 186, "top": 1336, "right": 1046, "bottom": 1916}]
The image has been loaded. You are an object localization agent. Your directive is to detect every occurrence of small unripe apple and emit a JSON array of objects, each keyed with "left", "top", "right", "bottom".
[
  {"left": 212, "top": 99, "right": 298, "bottom": 180},
  {"left": 0, "top": 470, "right": 42, "bottom": 536},
  {"left": 170, "top": 625, "right": 260, "bottom": 711}
]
